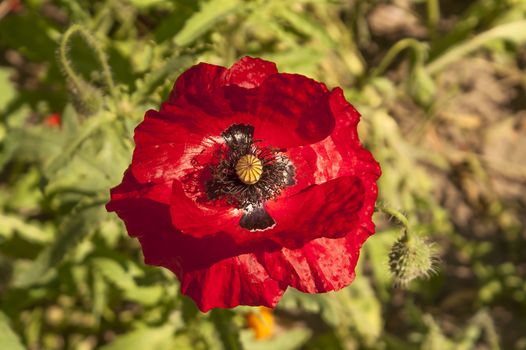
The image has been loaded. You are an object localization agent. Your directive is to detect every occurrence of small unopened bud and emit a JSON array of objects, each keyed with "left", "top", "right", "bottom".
[
  {"left": 389, "top": 232, "right": 437, "bottom": 286},
  {"left": 70, "top": 80, "right": 102, "bottom": 116},
  {"left": 408, "top": 65, "right": 436, "bottom": 108}
]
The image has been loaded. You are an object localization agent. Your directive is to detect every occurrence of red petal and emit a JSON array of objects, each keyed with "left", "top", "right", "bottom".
[
  {"left": 169, "top": 178, "right": 248, "bottom": 241},
  {"left": 114, "top": 201, "right": 285, "bottom": 311},
  {"left": 171, "top": 61, "right": 336, "bottom": 148},
  {"left": 257, "top": 228, "right": 371, "bottom": 293},
  {"left": 131, "top": 108, "right": 221, "bottom": 184},
  {"left": 132, "top": 59, "right": 340, "bottom": 185},
  {"left": 251, "top": 73, "right": 334, "bottom": 148},
  {"left": 255, "top": 88, "right": 381, "bottom": 292},
  {"left": 170, "top": 175, "right": 367, "bottom": 249},
  {"left": 221, "top": 56, "right": 278, "bottom": 89},
  {"left": 284, "top": 87, "right": 381, "bottom": 195},
  {"left": 108, "top": 171, "right": 236, "bottom": 269},
  {"left": 107, "top": 172, "right": 286, "bottom": 311},
  {"left": 324, "top": 88, "right": 380, "bottom": 236},
  {"left": 179, "top": 253, "right": 286, "bottom": 312},
  {"left": 266, "top": 176, "right": 367, "bottom": 246},
  {"left": 169, "top": 62, "right": 226, "bottom": 104},
  {"left": 325, "top": 88, "right": 381, "bottom": 180},
  {"left": 106, "top": 168, "right": 172, "bottom": 207}
]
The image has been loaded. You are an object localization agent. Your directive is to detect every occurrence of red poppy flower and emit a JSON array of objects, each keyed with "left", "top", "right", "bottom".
[{"left": 106, "top": 57, "right": 381, "bottom": 312}]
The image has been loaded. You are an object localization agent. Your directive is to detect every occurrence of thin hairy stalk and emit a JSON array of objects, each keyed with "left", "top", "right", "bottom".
[{"left": 58, "top": 24, "right": 117, "bottom": 100}]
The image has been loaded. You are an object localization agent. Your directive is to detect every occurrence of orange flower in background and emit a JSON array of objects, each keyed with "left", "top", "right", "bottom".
[
  {"left": 247, "top": 307, "right": 274, "bottom": 340},
  {"left": 45, "top": 113, "right": 61, "bottom": 127}
]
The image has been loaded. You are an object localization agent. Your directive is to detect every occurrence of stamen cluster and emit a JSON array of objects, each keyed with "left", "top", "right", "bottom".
[
  {"left": 206, "top": 143, "right": 293, "bottom": 209},
  {"left": 206, "top": 124, "right": 294, "bottom": 210}
]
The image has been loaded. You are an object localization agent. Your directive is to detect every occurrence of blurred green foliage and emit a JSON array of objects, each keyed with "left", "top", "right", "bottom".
[{"left": 1, "top": 0, "right": 526, "bottom": 349}]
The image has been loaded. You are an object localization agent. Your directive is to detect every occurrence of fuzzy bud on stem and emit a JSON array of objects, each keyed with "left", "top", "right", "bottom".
[
  {"left": 58, "top": 25, "right": 116, "bottom": 115},
  {"left": 376, "top": 204, "right": 438, "bottom": 287},
  {"left": 389, "top": 230, "right": 437, "bottom": 287}
]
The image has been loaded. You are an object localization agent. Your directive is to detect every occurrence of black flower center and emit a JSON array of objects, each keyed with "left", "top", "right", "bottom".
[{"left": 205, "top": 124, "right": 295, "bottom": 231}]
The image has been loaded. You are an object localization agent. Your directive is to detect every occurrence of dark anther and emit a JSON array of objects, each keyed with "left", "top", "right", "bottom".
[
  {"left": 239, "top": 205, "right": 276, "bottom": 231},
  {"left": 221, "top": 124, "right": 254, "bottom": 153}
]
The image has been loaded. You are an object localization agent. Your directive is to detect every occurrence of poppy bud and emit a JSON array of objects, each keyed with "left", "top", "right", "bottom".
[
  {"left": 70, "top": 80, "right": 102, "bottom": 116},
  {"left": 389, "top": 231, "right": 437, "bottom": 286},
  {"left": 408, "top": 65, "right": 436, "bottom": 108}
]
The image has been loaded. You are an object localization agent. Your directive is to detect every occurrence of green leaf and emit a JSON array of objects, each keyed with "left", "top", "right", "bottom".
[
  {"left": 60, "top": 104, "right": 81, "bottom": 134},
  {"left": 13, "top": 203, "right": 104, "bottom": 288},
  {"left": 133, "top": 55, "right": 194, "bottom": 105},
  {"left": 171, "top": 335, "right": 194, "bottom": 350},
  {"left": 343, "top": 279, "right": 383, "bottom": 344},
  {"left": 0, "top": 312, "right": 26, "bottom": 350},
  {"left": 365, "top": 228, "right": 400, "bottom": 301},
  {"left": 91, "top": 258, "right": 137, "bottom": 291},
  {"left": 92, "top": 267, "right": 108, "bottom": 321},
  {"left": 210, "top": 309, "right": 243, "bottom": 350},
  {"left": 0, "top": 212, "right": 53, "bottom": 244},
  {"left": 127, "top": 0, "right": 169, "bottom": 9},
  {"left": 100, "top": 325, "right": 175, "bottom": 350},
  {"left": 4, "top": 127, "right": 65, "bottom": 164},
  {"left": 125, "top": 285, "right": 164, "bottom": 306},
  {"left": 280, "top": 281, "right": 383, "bottom": 346},
  {"left": 274, "top": 6, "right": 333, "bottom": 46},
  {"left": 43, "top": 112, "right": 113, "bottom": 177},
  {"left": 174, "top": 0, "right": 243, "bottom": 46},
  {"left": 91, "top": 258, "right": 164, "bottom": 306},
  {"left": 427, "top": 20, "right": 526, "bottom": 74},
  {"left": 0, "top": 68, "right": 17, "bottom": 112},
  {"left": 264, "top": 47, "right": 325, "bottom": 76},
  {"left": 0, "top": 11, "right": 56, "bottom": 62}
]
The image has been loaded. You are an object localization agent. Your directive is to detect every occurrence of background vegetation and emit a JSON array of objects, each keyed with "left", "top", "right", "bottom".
[{"left": 1, "top": 0, "right": 525, "bottom": 349}]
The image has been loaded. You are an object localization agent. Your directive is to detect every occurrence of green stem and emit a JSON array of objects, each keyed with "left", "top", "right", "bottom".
[
  {"left": 59, "top": 25, "right": 117, "bottom": 100},
  {"left": 473, "top": 311, "right": 500, "bottom": 350},
  {"left": 58, "top": 26, "right": 84, "bottom": 92},
  {"left": 375, "top": 204, "right": 410, "bottom": 232},
  {"left": 209, "top": 309, "right": 242, "bottom": 350},
  {"left": 369, "top": 38, "right": 423, "bottom": 78},
  {"left": 426, "top": 0, "right": 440, "bottom": 41},
  {"left": 426, "top": 20, "right": 526, "bottom": 75}
]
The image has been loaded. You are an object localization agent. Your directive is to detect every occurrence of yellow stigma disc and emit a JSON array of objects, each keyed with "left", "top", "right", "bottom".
[{"left": 236, "top": 154, "right": 263, "bottom": 185}]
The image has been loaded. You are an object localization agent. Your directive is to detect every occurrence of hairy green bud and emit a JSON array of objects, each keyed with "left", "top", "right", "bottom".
[
  {"left": 408, "top": 64, "right": 436, "bottom": 108},
  {"left": 389, "top": 232, "right": 437, "bottom": 286},
  {"left": 69, "top": 80, "right": 103, "bottom": 116},
  {"left": 58, "top": 25, "right": 113, "bottom": 116}
]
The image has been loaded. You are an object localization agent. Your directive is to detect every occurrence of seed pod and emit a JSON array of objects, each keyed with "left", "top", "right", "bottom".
[{"left": 236, "top": 154, "right": 263, "bottom": 185}]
